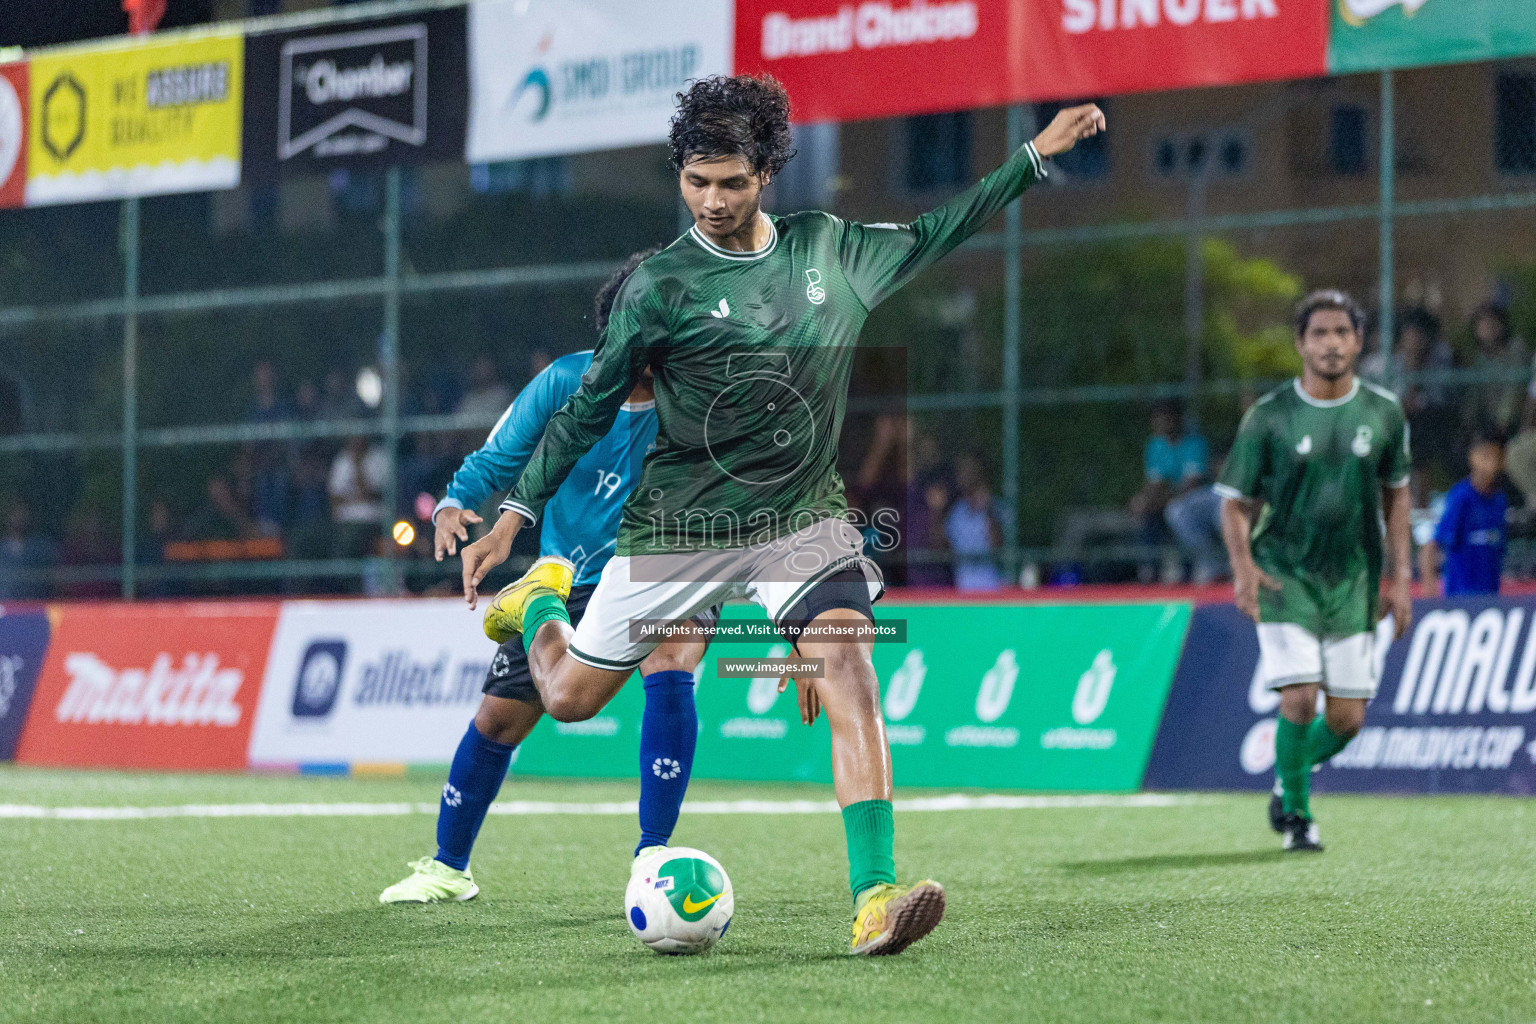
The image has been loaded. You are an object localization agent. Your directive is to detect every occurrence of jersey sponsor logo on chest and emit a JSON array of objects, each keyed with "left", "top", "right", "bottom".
[{"left": 1294, "top": 426, "right": 1373, "bottom": 458}]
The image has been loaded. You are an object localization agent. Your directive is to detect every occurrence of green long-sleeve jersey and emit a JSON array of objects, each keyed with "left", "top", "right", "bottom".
[{"left": 501, "top": 141, "right": 1049, "bottom": 555}]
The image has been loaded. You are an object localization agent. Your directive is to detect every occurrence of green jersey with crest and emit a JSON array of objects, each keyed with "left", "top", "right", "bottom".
[
  {"left": 502, "top": 143, "right": 1049, "bottom": 554},
  {"left": 1215, "top": 378, "right": 1410, "bottom": 636}
]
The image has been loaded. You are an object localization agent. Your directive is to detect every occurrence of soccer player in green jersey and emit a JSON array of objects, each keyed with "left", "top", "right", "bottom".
[
  {"left": 1215, "top": 289, "right": 1414, "bottom": 853},
  {"left": 458, "top": 74, "right": 1104, "bottom": 954}
]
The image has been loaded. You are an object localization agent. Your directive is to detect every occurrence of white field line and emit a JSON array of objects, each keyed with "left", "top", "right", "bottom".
[{"left": 0, "top": 793, "right": 1201, "bottom": 821}]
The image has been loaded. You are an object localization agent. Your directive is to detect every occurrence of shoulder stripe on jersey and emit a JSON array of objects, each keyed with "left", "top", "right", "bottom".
[
  {"left": 1362, "top": 380, "right": 1403, "bottom": 405},
  {"left": 688, "top": 213, "right": 779, "bottom": 262},
  {"left": 1212, "top": 483, "right": 1250, "bottom": 501}
]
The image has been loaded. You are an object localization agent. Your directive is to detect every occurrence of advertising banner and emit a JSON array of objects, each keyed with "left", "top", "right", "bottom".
[
  {"left": 1145, "top": 597, "right": 1536, "bottom": 794},
  {"left": 0, "top": 61, "right": 27, "bottom": 210},
  {"left": 242, "top": 7, "right": 467, "bottom": 179},
  {"left": 248, "top": 599, "right": 497, "bottom": 768},
  {"left": 517, "top": 601, "right": 1189, "bottom": 790},
  {"left": 467, "top": 0, "right": 733, "bottom": 164},
  {"left": 0, "top": 609, "right": 50, "bottom": 761},
  {"left": 26, "top": 32, "right": 243, "bottom": 206},
  {"left": 15, "top": 602, "right": 278, "bottom": 770},
  {"left": 1017, "top": 0, "right": 1327, "bottom": 102},
  {"left": 1328, "top": 0, "right": 1536, "bottom": 74},
  {"left": 734, "top": 0, "right": 1015, "bottom": 123}
]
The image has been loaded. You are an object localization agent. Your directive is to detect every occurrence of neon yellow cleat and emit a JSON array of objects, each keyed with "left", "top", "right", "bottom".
[
  {"left": 850, "top": 879, "right": 946, "bottom": 956},
  {"left": 482, "top": 555, "right": 575, "bottom": 643},
  {"left": 379, "top": 857, "right": 479, "bottom": 904}
]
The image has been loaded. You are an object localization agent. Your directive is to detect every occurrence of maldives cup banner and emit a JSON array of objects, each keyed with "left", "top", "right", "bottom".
[
  {"left": 15, "top": 602, "right": 278, "bottom": 771},
  {"left": 1328, "top": 0, "right": 1536, "bottom": 74},
  {"left": 0, "top": 61, "right": 27, "bottom": 209},
  {"left": 248, "top": 600, "right": 497, "bottom": 768},
  {"left": 1017, "top": 0, "right": 1327, "bottom": 101},
  {"left": 242, "top": 7, "right": 468, "bottom": 178},
  {"left": 1145, "top": 597, "right": 1536, "bottom": 795},
  {"left": 467, "top": 0, "right": 733, "bottom": 163},
  {"left": 734, "top": 0, "right": 1015, "bottom": 123},
  {"left": 25, "top": 32, "right": 243, "bottom": 206}
]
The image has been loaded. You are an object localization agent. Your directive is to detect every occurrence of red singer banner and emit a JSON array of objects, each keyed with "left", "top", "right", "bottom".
[
  {"left": 735, "top": 0, "right": 1022, "bottom": 122},
  {"left": 0, "top": 61, "right": 26, "bottom": 209},
  {"left": 1017, "top": 0, "right": 1328, "bottom": 101},
  {"left": 15, "top": 601, "right": 280, "bottom": 771}
]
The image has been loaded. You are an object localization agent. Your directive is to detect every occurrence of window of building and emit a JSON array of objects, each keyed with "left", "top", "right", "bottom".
[
  {"left": 1329, "top": 105, "right": 1369, "bottom": 176},
  {"left": 1496, "top": 72, "right": 1536, "bottom": 174},
  {"left": 902, "top": 112, "right": 972, "bottom": 191}
]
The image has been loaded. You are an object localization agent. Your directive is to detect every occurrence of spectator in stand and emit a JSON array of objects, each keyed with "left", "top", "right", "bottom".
[
  {"left": 320, "top": 367, "right": 365, "bottom": 422},
  {"left": 0, "top": 501, "right": 57, "bottom": 600},
  {"left": 1164, "top": 470, "right": 1226, "bottom": 585},
  {"left": 137, "top": 498, "right": 179, "bottom": 598},
  {"left": 457, "top": 354, "right": 512, "bottom": 424},
  {"left": 247, "top": 361, "right": 290, "bottom": 536},
  {"left": 946, "top": 453, "right": 1008, "bottom": 592},
  {"left": 904, "top": 431, "right": 953, "bottom": 587},
  {"left": 1419, "top": 431, "right": 1508, "bottom": 597},
  {"left": 1129, "top": 402, "right": 1208, "bottom": 582},
  {"left": 185, "top": 475, "right": 253, "bottom": 542},
  {"left": 58, "top": 506, "right": 119, "bottom": 599},
  {"left": 1362, "top": 307, "right": 1456, "bottom": 477},
  {"left": 328, "top": 435, "right": 388, "bottom": 559},
  {"left": 1465, "top": 303, "right": 1529, "bottom": 437}
]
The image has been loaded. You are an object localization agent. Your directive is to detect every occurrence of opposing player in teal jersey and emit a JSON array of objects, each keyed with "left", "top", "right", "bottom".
[
  {"left": 460, "top": 74, "right": 1104, "bottom": 955},
  {"left": 1215, "top": 290, "right": 1414, "bottom": 853}
]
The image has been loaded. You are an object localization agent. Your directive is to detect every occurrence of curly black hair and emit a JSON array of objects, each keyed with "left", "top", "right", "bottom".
[
  {"left": 668, "top": 74, "right": 794, "bottom": 178},
  {"left": 594, "top": 247, "right": 663, "bottom": 335}
]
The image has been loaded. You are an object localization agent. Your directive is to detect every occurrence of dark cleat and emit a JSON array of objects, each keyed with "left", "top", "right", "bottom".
[{"left": 1280, "top": 813, "right": 1323, "bottom": 853}]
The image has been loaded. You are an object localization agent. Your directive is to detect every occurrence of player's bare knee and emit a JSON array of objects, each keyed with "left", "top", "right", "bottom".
[
  {"left": 1277, "top": 684, "right": 1319, "bottom": 724},
  {"left": 640, "top": 643, "right": 702, "bottom": 676},
  {"left": 474, "top": 697, "right": 540, "bottom": 746},
  {"left": 1325, "top": 703, "right": 1366, "bottom": 738}
]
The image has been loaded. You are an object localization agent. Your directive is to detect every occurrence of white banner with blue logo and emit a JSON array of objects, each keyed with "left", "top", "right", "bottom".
[
  {"left": 248, "top": 599, "right": 496, "bottom": 767},
  {"left": 465, "top": 0, "right": 733, "bottom": 164}
]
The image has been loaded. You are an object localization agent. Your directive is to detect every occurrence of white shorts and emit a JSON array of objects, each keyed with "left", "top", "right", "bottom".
[
  {"left": 1256, "top": 623, "right": 1378, "bottom": 700},
  {"left": 567, "top": 516, "right": 885, "bottom": 671}
]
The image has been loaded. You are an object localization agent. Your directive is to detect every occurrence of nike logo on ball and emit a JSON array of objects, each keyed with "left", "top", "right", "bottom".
[{"left": 682, "top": 892, "right": 724, "bottom": 913}]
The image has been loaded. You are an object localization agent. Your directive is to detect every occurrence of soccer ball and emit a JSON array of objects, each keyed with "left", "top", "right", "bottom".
[{"left": 624, "top": 847, "right": 734, "bottom": 955}]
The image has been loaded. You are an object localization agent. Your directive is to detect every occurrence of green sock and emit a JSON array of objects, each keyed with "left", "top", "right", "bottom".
[
  {"left": 1275, "top": 717, "right": 1311, "bottom": 817},
  {"left": 521, "top": 591, "right": 570, "bottom": 641},
  {"left": 1306, "top": 717, "right": 1352, "bottom": 767},
  {"left": 842, "top": 799, "right": 896, "bottom": 904}
]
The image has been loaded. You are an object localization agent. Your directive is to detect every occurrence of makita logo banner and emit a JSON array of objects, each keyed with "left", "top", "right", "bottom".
[
  {"left": 16, "top": 602, "right": 277, "bottom": 769},
  {"left": 54, "top": 652, "right": 243, "bottom": 726},
  {"left": 243, "top": 7, "right": 467, "bottom": 178},
  {"left": 249, "top": 600, "right": 497, "bottom": 766},
  {"left": 1146, "top": 596, "right": 1536, "bottom": 795}
]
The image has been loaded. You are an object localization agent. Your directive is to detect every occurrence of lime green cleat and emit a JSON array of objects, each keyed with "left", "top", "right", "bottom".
[
  {"left": 379, "top": 857, "right": 479, "bottom": 904},
  {"left": 483, "top": 555, "right": 575, "bottom": 643},
  {"left": 851, "top": 879, "right": 946, "bottom": 956}
]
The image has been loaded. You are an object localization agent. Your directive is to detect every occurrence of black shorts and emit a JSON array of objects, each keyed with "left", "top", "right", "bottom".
[
  {"left": 778, "top": 568, "right": 878, "bottom": 650},
  {"left": 483, "top": 585, "right": 722, "bottom": 703}
]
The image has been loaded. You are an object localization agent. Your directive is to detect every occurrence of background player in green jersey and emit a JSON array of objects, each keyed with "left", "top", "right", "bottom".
[
  {"left": 459, "top": 74, "right": 1104, "bottom": 954},
  {"left": 1215, "top": 290, "right": 1414, "bottom": 853}
]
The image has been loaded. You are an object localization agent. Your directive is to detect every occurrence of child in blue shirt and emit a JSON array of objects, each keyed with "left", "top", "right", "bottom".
[{"left": 1420, "top": 432, "right": 1507, "bottom": 596}]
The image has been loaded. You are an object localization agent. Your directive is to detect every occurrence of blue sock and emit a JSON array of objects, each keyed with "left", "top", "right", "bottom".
[
  {"left": 635, "top": 670, "right": 698, "bottom": 855},
  {"left": 434, "top": 722, "right": 516, "bottom": 871}
]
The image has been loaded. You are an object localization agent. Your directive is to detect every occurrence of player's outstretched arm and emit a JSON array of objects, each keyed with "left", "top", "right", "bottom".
[
  {"left": 461, "top": 508, "right": 526, "bottom": 608},
  {"left": 837, "top": 104, "right": 1104, "bottom": 309}
]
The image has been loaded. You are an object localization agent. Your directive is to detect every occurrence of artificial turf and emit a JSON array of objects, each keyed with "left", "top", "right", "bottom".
[{"left": 1, "top": 766, "right": 1533, "bottom": 1024}]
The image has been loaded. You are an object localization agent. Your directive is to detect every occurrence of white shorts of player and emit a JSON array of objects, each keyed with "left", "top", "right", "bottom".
[
  {"left": 566, "top": 516, "right": 885, "bottom": 672},
  {"left": 1256, "top": 623, "right": 1378, "bottom": 700}
]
